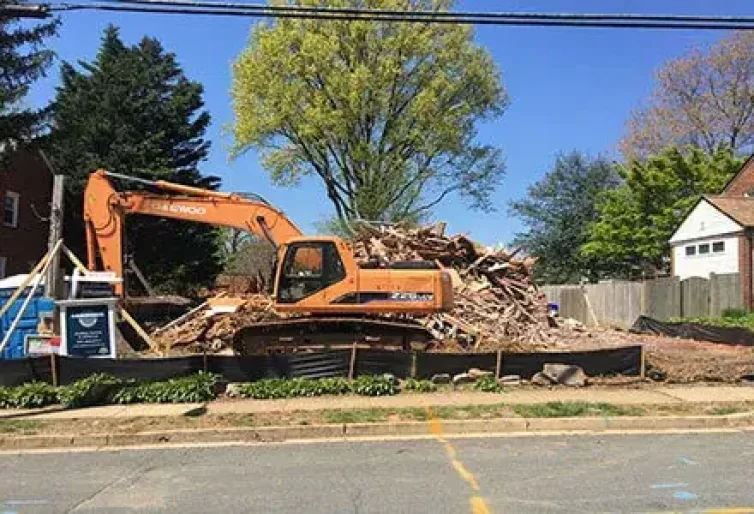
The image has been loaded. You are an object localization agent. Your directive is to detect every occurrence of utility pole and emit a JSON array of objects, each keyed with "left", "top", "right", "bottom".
[{"left": 45, "top": 175, "right": 65, "bottom": 298}]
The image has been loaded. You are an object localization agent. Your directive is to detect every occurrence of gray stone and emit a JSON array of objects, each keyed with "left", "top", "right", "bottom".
[
  {"left": 468, "top": 368, "right": 494, "bottom": 379},
  {"left": 531, "top": 372, "right": 554, "bottom": 387},
  {"left": 498, "top": 375, "right": 521, "bottom": 386},
  {"left": 452, "top": 373, "right": 475, "bottom": 386},
  {"left": 225, "top": 383, "right": 244, "bottom": 398},
  {"left": 430, "top": 373, "right": 452, "bottom": 385},
  {"left": 382, "top": 373, "right": 399, "bottom": 386},
  {"left": 542, "top": 363, "right": 588, "bottom": 387}
]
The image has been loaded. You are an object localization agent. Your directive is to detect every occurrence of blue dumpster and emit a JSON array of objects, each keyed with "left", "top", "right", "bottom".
[{"left": 0, "top": 282, "right": 55, "bottom": 360}]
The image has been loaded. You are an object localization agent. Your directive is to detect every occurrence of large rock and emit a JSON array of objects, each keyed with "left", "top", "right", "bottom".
[
  {"left": 531, "top": 372, "right": 554, "bottom": 387},
  {"left": 468, "top": 368, "right": 494, "bottom": 379},
  {"left": 542, "top": 363, "right": 587, "bottom": 387},
  {"left": 431, "top": 373, "right": 452, "bottom": 385},
  {"left": 452, "top": 373, "right": 475, "bottom": 386}
]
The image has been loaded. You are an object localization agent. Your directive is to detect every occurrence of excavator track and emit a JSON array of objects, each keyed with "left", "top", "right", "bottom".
[{"left": 232, "top": 316, "right": 432, "bottom": 355}]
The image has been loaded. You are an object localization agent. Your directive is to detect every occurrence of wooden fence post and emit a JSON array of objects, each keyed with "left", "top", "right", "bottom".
[
  {"left": 640, "top": 345, "right": 646, "bottom": 379},
  {"left": 495, "top": 350, "right": 502, "bottom": 379},
  {"left": 50, "top": 353, "right": 59, "bottom": 387},
  {"left": 410, "top": 351, "right": 417, "bottom": 379},
  {"left": 348, "top": 343, "right": 358, "bottom": 380}
]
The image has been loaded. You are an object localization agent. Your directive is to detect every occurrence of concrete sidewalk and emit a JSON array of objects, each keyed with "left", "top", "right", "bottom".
[{"left": 2, "top": 385, "right": 753, "bottom": 421}]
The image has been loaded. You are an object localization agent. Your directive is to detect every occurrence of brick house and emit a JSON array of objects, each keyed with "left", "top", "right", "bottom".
[
  {"left": 0, "top": 148, "right": 53, "bottom": 279},
  {"left": 669, "top": 154, "right": 754, "bottom": 308}
]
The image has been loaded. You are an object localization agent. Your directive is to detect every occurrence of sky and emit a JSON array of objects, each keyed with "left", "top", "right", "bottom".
[{"left": 26, "top": 0, "right": 754, "bottom": 246}]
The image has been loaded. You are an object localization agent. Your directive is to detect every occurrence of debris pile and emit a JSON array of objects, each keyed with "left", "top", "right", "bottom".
[
  {"left": 152, "top": 222, "right": 550, "bottom": 354},
  {"left": 151, "top": 294, "right": 281, "bottom": 353},
  {"left": 352, "top": 223, "right": 550, "bottom": 351}
]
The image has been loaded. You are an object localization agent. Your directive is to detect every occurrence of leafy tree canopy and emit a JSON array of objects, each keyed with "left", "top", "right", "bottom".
[
  {"left": 621, "top": 31, "right": 754, "bottom": 159},
  {"left": 582, "top": 146, "right": 743, "bottom": 277},
  {"left": 231, "top": 0, "right": 508, "bottom": 227}
]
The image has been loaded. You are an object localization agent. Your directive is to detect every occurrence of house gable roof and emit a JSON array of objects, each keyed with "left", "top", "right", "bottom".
[
  {"left": 704, "top": 195, "right": 754, "bottom": 227},
  {"left": 669, "top": 196, "right": 744, "bottom": 244},
  {"left": 721, "top": 153, "right": 754, "bottom": 195}
]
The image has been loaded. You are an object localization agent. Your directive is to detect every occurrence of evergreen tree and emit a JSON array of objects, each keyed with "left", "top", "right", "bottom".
[
  {"left": 509, "top": 152, "right": 620, "bottom": 283},
  {"left": 51, "top": 25, "right": 221, "bottom": 295},
  {"left": 0, "top": 1, "right": 58, "bottom": 154}
]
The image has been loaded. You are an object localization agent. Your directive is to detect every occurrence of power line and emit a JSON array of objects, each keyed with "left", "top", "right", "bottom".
[
  {"left": 105, "top": 0, "right": 754, "bottom": 25},
  {"left": 5, "top": 1, "right": 754, "bottom": 30}
]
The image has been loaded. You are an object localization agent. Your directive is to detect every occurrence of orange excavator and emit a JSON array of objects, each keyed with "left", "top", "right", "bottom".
[{"left": 83, "top": 170, "right": 454, "bottom": 352}]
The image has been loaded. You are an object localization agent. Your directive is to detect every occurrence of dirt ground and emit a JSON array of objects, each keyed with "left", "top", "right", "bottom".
[{"left": 537, "top": 325, "right": 754, "bottom": 383}]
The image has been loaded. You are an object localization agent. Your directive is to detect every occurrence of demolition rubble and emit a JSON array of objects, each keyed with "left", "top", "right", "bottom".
[{"left": 152, "top": 223, "right": 553, "bottom": 353}]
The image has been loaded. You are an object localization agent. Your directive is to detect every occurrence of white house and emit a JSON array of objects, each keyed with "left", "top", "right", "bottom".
[
  {"left": 668, "top": 155, "right": 754, "bottom": 308},
  {"left": 669, "top": 196, "right": 753, "bottom": 280}
]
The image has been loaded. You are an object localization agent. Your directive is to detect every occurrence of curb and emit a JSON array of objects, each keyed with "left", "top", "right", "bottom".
[{"left": 1, "top": 413, "right": 753, "bottom": 450}]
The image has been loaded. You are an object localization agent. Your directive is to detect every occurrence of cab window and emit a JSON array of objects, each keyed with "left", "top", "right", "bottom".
[{"left": 277, "top": 242, "right": 346, "bottom": 303}]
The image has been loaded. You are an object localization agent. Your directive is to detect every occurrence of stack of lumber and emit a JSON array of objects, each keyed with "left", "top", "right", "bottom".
[{"left": 352, "top": 223, "right": 549, "bottom": 351}]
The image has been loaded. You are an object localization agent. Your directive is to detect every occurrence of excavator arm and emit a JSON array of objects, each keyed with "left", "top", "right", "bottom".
[
  {"left": 84, "top": 169, "right": 453, "bottom": 327},
  {"left": 83, "top": 169, "right": 302, "bottom": 295}
]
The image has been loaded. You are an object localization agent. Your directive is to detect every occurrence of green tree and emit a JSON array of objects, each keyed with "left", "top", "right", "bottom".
[
  {"left": 0, "top": 1, "right": 58, "bottom": 154},
  {"left": 581, "top": 147, "right": 742, "bottom": 277},
  {"left": 231, "top": 0, "right": 507, "bottom": 226},
  {"left": 50, "top": 26, "right": 221, "bottom": 295},
  {"left": 509, "top": 152, "right": 621, "bottom": 284}
]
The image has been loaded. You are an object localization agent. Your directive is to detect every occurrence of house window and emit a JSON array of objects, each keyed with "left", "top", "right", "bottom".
[
  {"left": 0, "top": 256, "right": 6, "bottom": 279},
  {"left": 3, "top": 191, "right": 20, "bottom": 228},
  {"left": 713, "top": 241, "right": 725, "bottom": 253},
  {"left": 699, "top": 243, "right": 710, "bottom": 255},
  {"left": 685, "top": 246, "right": 696, "bottom": 256}
]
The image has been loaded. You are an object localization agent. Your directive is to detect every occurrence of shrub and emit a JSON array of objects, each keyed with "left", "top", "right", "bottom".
[
  {"left": 58, "top": 373, "right": 124, "bottom": 409},
  {"left": 4, "top": 382, "right": 59, "bottom": 409},
  {"left": 238, "top": 377, "right": 353, "bottom": 400},
  {"left": 352, "top": 375, "right": 399, "bottom": 397},
  {"left": 404, "top": 379, "right": 437, "bottom": 393},
  {"left": 473, "top": 375, "right": 503, "bottom": 393},
  {"left": 112, "top": 372, "right": 219, "bottom": 404},
  {"left": 0, "top": 387, "right": 12, "bottom": 409}
]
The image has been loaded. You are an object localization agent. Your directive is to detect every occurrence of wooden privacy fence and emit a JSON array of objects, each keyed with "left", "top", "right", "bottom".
[{"left": 542, "top": 273, "right": 744, "bottom": 328}]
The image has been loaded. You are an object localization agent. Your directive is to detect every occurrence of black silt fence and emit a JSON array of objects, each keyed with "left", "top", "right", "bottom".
[
  {"left": 0, "top": 346, "right": 643, "bottom": 387},
  {"left": 631, "top": 315, "right": 754, "bottom": 347}
]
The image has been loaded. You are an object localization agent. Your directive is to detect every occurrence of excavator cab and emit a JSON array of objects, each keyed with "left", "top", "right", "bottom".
[{"left": 276, "top": 241, "right": 346, "bottom": 303}]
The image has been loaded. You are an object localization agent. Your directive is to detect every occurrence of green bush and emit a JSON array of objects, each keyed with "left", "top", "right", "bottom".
[
  {"left": 404, "top": 379, "right": 437, "bottom": 393},
  {"left": 1, "top": 382, "right": 60, "bottom": 409},
  {"left": 112, "top": 372, "right": 219, "bottom": 404},
  {"left": 674, "top": 308, "right": 754, "bottom": 330},
  {"left": 238, "top": 377, "right": 352, "bottom": 400},
  {"left": 352, "top": 375, "right": 399, "bottom": 397},
  {"left": 58, "top": 373, "right": 124, "bottom": 409},
  {"left": 473, "top": 375, "right": 503, "bottom": 393},
  {"left": 0, "top": 387, "right": 12, "bottom": 408}
]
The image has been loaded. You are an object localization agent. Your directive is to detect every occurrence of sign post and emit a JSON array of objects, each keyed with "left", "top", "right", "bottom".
[{"left": 57, "top": 298, "right": 118, "bottom": 358}]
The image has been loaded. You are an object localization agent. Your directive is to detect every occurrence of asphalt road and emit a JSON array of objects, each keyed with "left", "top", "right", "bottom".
[{"left": 1, "top": 432, "right": 753, "bottom": 513}]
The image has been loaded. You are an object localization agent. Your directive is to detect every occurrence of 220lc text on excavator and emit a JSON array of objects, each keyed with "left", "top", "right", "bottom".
[{"left": 83, "top": 170, "right": 454, "bottom": 353}]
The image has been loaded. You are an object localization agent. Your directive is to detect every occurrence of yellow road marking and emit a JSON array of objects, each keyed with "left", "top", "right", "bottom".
[
  {"left": 471, "top": 495, "right": 491, "bottom": 514},
  {"left": 426, "top": 406, "right": 493, "bottom": 513}
]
